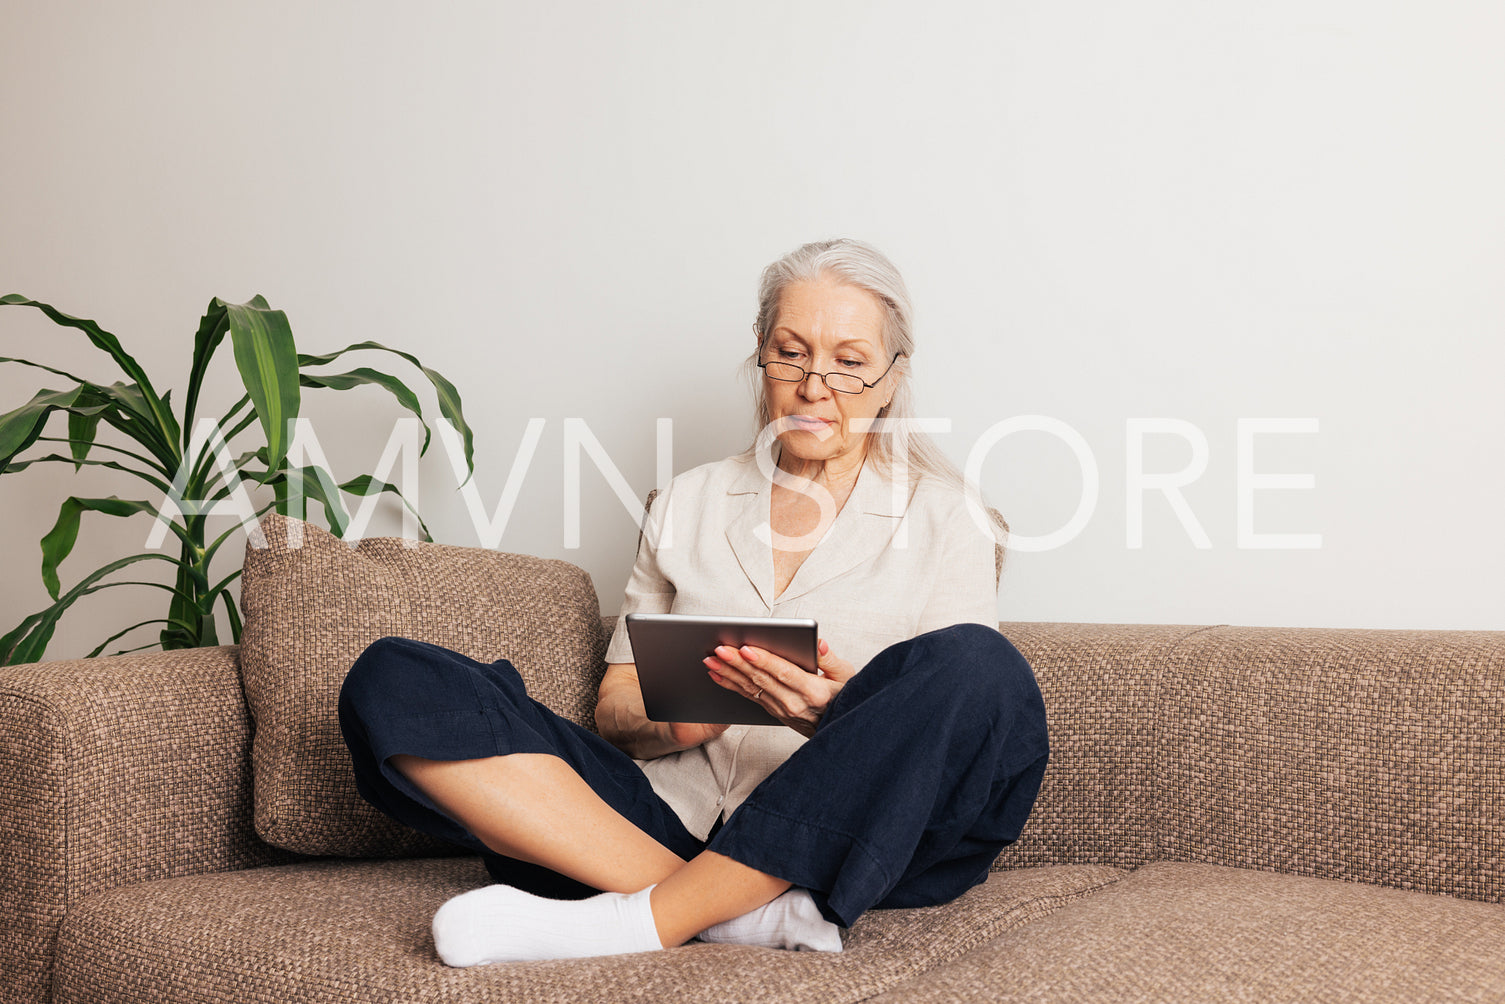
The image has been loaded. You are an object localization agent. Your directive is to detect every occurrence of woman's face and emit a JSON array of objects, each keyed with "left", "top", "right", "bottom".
[{"left": 759, "top": 277, "right": 897, "bottom": 475}]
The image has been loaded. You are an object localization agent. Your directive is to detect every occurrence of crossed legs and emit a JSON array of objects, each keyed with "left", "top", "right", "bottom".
[
  {"left": 388, "top": 752, "right": 793, "bottom": 949},
  {"left": 340, "top": 626, "right": 1047, "bottom": 964}
]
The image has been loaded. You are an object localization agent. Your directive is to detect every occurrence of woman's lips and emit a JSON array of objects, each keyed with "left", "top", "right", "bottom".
[{"left": 787, "top": 415, "right": 835, "bottom": 430}]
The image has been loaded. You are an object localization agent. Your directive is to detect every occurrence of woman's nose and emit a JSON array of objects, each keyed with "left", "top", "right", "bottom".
[{"left": 800, "top": 372, "right": 830, "bottom": 399}]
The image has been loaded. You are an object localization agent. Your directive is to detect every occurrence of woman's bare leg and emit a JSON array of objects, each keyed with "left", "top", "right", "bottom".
[
  {"left": 649, "top": 850, "right": 791, "bottom": 947},
  {"left": 389, "top": 752, "right": 686, "bottom": 893},
  {"left": 393, "top": 752, "right": 810, "bottom": 952}
]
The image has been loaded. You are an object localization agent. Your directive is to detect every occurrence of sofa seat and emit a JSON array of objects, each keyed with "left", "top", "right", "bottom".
[
  {"left": 50, "top": 857, "right": 1124, "bottom": 1004},
  {"left": 867, "top": 862, "right": 1505, "bottom": 1002}
]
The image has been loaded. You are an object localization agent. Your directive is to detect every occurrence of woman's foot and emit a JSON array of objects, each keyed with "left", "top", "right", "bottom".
[
  {"left": 696, "top": 887, "right": 844, "bottom": 952},
  {"left": 431, "top": 881, "right": 842, "bottom": 966},
  {"left": 432, "top": 883, "right": 661, "bottom": 966}
]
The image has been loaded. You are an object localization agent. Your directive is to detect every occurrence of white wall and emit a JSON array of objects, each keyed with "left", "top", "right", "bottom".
[{"left": 3, "top": 0, "right": 1501, "bottom": 662}]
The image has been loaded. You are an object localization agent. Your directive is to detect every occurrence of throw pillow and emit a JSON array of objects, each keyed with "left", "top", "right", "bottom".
[{"left": 237, "top": 512, "right": 608, "bottom": 857}]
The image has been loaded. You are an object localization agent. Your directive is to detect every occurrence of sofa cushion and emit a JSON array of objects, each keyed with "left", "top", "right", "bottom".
[
  {"left": 237, "top": 513, "right": 608, "bottom": 856},
  {"left": 864, "top": 862, "right": 1505, "bottom": 1002},
  {"left": 50, "top": 857, "right": 1123, "bottom": 1004}
]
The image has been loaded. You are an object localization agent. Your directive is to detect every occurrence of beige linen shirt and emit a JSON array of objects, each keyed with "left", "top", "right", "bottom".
[{"left": 604, "top": 452, "right": 1001, "bottom": 841}]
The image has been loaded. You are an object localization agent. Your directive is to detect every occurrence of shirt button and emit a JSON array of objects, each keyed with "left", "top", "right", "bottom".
[{"left": 716, "top": 796, "right": 725, "bottom": 805}]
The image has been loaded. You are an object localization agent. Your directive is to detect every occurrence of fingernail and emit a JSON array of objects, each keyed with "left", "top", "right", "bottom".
[{"left": 740, "top": 646, "right": 757, "bottom": 659}]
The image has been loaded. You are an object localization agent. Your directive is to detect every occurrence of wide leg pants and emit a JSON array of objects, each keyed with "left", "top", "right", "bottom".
[{"left": 337, "top": 622, "right": 1049, "bottom": 928}]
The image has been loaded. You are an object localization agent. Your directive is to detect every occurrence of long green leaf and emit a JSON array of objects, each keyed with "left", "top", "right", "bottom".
[
  {"left": 1, "top": 295, "right": 181, "bottom": 457},
  {"left": 0, "top": 355, "right": 177, "bottom": 469},
  {"left": 298, "top": 340, "right": 473, "bottom": 485},
  {"left": 202, "top": 498, "right": 281, "bottom": 565},
  {"left": 223, "top": 297, "right": 299, "bottom": 486},
  {"left": 2, "top": 359, "right": 107, "bottom": 468},
  {"left": 0, "top": 611, "right": 48, "bottom": 665},
  {"left": 40, "top": 496, "right": 183, "bottom": 599},
  {"left": 182, "top": 301, "right": 230, "bottom": 449},
  {"left": 92, "top": 578, "right": 210, "bottom": 608},
  {"left": 232, "top": 463, "right": 351, "bottom": 536},
  {"left": 29, "top": 438, "right": 172, "bottom": 488},
  {"left": 299, "top": 367, "right": 432, "bottom": 452},
  {"left": 0, "top": 354, "right": 99, "bottom": 387},
  {"left": 95, "top": 400, "right": 177, "bottom": 467},
  {"left": 221, "top": 588, "right": 243, "bottom": 644},
  {"left": 108, "top": 640, "right": 171, "bottom": 657},
  {"left": 86, "top": 619, "right": 170, "bottom": 659},
  {"left": 183, "top": 395, "right": 257, "bottom": 496},
  {"left": 339, "top": 473, "right": 434, "bottom": 542},
  {"left": 223, "top": 467, "right": 431, "bottom": 543},
  {"left": 281, "top": 462, "right": 352, "bottom": 535},
  {"left": 67, "top": 404, "right": 103, "bottom": 469},
  {"left": 9, "top": 451, "right": 172, "bottom": 494},
  {"left": 0, "top": 552, "right": 179, "bottom": 664},
  {"left": 0, "top": 386, "right": 91, "bottom": 466}
]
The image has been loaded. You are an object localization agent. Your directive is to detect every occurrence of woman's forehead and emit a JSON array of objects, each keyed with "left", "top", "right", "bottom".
[
  {"left": 769, "top": 330, "right": 881, "bottom": 358},
  {"left": 769, "top": 282, "right": 885, "bottom": 352}
]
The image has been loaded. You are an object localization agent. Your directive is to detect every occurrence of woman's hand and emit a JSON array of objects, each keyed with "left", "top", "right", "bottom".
[
  {"left": 665, "top": 720, "right": 731, "bottom": 749},
  {"left": 704, "top": 638, "right": 856, "bottom": 738},
  {"left": 597, "top": 663, "right": 729, "bottom": 758}
]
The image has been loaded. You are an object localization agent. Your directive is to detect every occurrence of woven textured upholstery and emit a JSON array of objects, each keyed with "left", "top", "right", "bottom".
[
  {"left": 864, "top": 862, "right": 1505, "bottom": 1002},
  {"left": 51, "top": 857, "right": 1122, "bottom": 1004},
  {"left": 237, "top": 513, "right": 609, "bottom": 857},
  {"left": 988, "top": 621, "right": 1212, "bottom": 872},
  {"left": 1157, "top": 625, "right": 1505, "bottom": 901},
  {"left": 0, "top": 645, "right": 296, "bottom": 1004},
  {"left": 6, "top": 600, "right": 1503, "bottom": 1002}
]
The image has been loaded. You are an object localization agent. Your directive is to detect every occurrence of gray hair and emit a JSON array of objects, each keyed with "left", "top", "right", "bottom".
[{"left": 741, "top": 237, "right": 971, "bottom": 498}]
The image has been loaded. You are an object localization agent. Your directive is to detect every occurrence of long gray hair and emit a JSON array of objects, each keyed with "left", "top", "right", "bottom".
[{"left": 741, "top": 237, "right": 970, "bottom": 498}]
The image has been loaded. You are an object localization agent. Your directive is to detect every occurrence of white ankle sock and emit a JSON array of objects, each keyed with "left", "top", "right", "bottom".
[
  {"left": 697, "top": 887, "right": 843, "bottom": 952},
  {"left": 431, "top": 883, "right": 662, "bottom": 966}
]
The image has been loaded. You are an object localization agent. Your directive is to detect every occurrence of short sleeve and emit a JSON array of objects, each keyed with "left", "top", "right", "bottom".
[
  {"left": 604, "top": 484, "right": 677, "bottom": 664},
  {"left": 913, "top": 493, "right": 1001, "bottom": 636}
]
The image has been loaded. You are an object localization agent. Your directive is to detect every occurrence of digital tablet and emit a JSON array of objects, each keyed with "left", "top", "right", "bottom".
[{"left": 623, "top": 613, "right": 819, "bottom": 726}]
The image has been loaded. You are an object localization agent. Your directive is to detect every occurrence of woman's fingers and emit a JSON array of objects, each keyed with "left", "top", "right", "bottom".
[
  {"left": 815, "top": 638, "right": 857, "bottom": 683},
  {"left": 703, "top": 642, "right": 851, "bottom": 738},
  {"left": 703, "top": 651, "right": 757, "bottom": 696},
  {"left": 712, "top": 645, "right": 808, "bottom": 699},
  {"left": 667, "top": 720, "right": 730, "bottom": 748}
]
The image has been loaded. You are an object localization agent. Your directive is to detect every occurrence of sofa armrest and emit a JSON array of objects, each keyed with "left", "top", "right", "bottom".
[{"left": 0, "top": 645, "right": 298, "bottom": 1004}]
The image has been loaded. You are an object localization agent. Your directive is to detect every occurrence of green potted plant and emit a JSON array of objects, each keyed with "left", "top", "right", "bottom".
[{"left": 0, "top": 293, "right": 476, "bottom": 665}]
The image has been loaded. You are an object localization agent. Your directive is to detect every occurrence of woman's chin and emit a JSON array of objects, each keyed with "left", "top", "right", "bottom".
[{"left": 776, "top": 431, "right": 836, "bottom": 455}]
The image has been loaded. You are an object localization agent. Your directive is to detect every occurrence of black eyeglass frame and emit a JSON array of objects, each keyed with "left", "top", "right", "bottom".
[{"left": 757, "top": 351, "right": 903, "bottom": 395}]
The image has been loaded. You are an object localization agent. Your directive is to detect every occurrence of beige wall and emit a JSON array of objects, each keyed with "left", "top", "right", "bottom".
[{"left": 2, "top": 0, "right": 1502, "bottom": 660}]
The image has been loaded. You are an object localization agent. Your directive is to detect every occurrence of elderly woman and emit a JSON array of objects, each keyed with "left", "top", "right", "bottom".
[{"left": 338, "top": 238, "right": 1048, "bottom": 966}]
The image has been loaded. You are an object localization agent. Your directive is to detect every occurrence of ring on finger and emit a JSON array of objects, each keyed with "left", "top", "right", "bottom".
[{"left": 753, "top": 688, "right": 763, "bottom": 700}]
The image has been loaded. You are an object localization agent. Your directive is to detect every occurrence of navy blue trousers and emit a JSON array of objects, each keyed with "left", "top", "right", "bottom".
[{"left": 338, "top": 623, "right": 1048, "bottom": 928}]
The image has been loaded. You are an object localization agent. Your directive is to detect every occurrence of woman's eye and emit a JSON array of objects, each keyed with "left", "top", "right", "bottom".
[
  {"left": 839, "top": 358, "right": 866, "bottom": 368},
  {"left": 778, "top": 349, "right": 805, "bottom": 360}
]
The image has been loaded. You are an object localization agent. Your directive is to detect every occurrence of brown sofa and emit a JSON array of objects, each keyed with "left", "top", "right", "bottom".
[{"left": 2, "top": 514, "right": 1502, "bottom": 1003}]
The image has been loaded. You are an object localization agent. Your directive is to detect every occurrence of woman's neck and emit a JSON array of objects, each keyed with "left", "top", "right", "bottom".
[{"left": 774, "top": 446, "right": 867, "bottom": 499}]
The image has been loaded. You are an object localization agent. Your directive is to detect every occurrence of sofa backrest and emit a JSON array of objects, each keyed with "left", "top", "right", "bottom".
[
  {"left": 988, "top": 622, "right": 1203, "bottom": 873},
  {"left": 995, "top": 621, "right": 1505, "bottom": 905},
  {"left": 1154, "top": 624, "right": 1504, "bottom": 901}
]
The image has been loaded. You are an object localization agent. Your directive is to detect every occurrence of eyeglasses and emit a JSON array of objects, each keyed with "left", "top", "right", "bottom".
[{"left": 758, "top": 351, "right": 902, "bottom": 395}]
